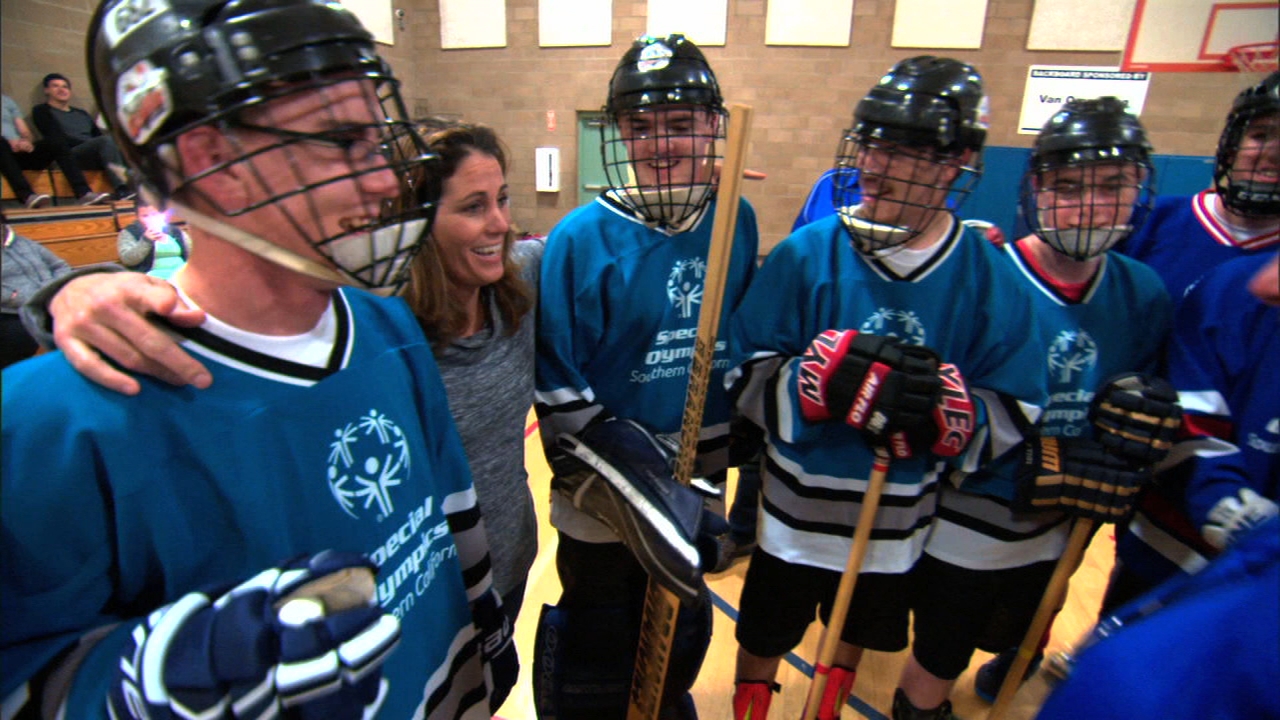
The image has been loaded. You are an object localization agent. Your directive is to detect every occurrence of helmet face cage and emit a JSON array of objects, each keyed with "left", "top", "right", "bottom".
[
  {"left": 88, "top": 0, "right": 435, "bottom": 290},
  {"left": 1022, "top": 97, "right": 1156, "bottom": 260},
  {"left": 833, "top": 56, "right": 987, "bottom": 253},
  {"left": 1023, "top": 158, "right": 1154, "bottom": 259},
  {"left": 833, "top": 131, "right": 981, "bottom": 254},
  {"left": 189, "top": 75, "right": 433, "bottom": 290},
  {"left": 602, "top": 105, "right": 727, "bottom": 231},
  {"left": 602, "top": 34, "right": 726, "bottom": 231},
  {"left": 1214, "top": 71, "right": 1280, "bottom": 218}
]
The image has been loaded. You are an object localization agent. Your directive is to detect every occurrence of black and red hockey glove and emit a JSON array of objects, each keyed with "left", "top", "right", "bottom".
[
  {"left": 796, "top": 330, "right": 974, "bottom": 459},
  {"left": 930, "top": 362, "right": 977, "bottom": 458},
  {"left": 1090, "top": 372, "right": 1182, "bottom": 466}
]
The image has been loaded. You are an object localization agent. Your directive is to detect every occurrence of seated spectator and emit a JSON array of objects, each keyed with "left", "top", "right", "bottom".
[
  {"left": 117, "top": 196, "right": 190, "bottom": 278},
  {"left": 1, "top": 211, "right": 70, "bottom": 367},
  {"left": 2, "top": 93, "right": 111, "bottom": 206},
  {"left": 29, "top": 74, "right": 131, "bottom": 200}
]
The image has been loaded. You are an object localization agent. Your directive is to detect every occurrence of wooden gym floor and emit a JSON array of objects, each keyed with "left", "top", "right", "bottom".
[{"left": 496, "top": 412, "right": 1115, "bottom": 720}]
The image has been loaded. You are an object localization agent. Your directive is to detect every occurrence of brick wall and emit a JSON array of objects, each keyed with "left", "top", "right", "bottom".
[
  {"left": 3, "top": 0, "right": 1264, "bottom": 249},
  {"left": 1, "top": 0, "right": 99, "bottom": 110}
]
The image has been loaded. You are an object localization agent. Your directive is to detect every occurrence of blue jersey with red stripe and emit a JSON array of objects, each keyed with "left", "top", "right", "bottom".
[
  {"left": 1116, "top": 190, "right": 1280, "bottom": 302},
  {"left": 1117, "top": 253, "right": 1280, "bottom": 585}
]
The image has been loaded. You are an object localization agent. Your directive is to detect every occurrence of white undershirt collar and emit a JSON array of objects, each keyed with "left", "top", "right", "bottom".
[{"left": 172, "top": 285, "right": 337, "bottom": 368}]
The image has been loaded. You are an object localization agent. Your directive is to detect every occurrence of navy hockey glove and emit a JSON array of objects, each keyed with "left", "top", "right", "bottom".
[
  {"left": 1014, "top": 437, "right": 1152, "bottom": 522},
  {"left": 472, "top": 588, "right": 518, "bottom": 710},
  {"left": 554, "top": 418, "right": 727, "bottom": 606},
  {"left": 797, "top": 330, "right": 974, "bottom": 459},
  {"left": 1091, "top": 372, "right": 1182, "bottom": 466},
  {"left": 107, "top": 550, "right": 400, "bottom": 720}
]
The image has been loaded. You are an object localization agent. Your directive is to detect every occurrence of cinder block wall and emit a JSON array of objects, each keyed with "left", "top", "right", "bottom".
[
  {"left": 3, "top": 0, "right": 1260, "bottom": 249},
  {"left": 1, "top": 0, "right": 99, "bottom": 110}
]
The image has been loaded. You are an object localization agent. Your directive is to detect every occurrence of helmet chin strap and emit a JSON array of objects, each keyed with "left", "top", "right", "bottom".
[
  {"left": 611, "top": 184, "right": 713, "bottom": 234},
  {"left": 838, "top": 205, "right": 915, "bottom": 252},
  {"left": 1037, "top": 224, "right": 1131, "bottom": 260},
  {"left": 175, "top": 204, "right": 350, "bottom": 286}
]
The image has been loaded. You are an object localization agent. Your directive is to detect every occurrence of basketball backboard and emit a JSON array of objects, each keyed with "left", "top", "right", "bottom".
[{"left": 1121, "top": 0, "right": 1279, "bottom": 72}]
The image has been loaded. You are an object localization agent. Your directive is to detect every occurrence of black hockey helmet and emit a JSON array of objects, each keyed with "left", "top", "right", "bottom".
[
  {"left": 833, "top": 57, "right": 987, "bottom": 253},
  {"left": 88, "top": 0, "right": 396, "bottom": 196},
  {"left": 1213, "top": 70, "right": 1280, "bottom": 217},
  {"left": 85, "top": 0, "right": 436, "bottom": 289},
  {"left": 852, "top": 56, "right": 989, "bottom": 155},
  {"left": 1021, "top": 97, "right": 1156, "bottom": 259},
  {"left": 1031, "top": 96, "right": 1152, "bottom": 170},
  {"left": 605, "top": 34, "right": 724, "bottom": 118},
  {"left": 600, "top": 34, "right": 727, "bottom": 231}
]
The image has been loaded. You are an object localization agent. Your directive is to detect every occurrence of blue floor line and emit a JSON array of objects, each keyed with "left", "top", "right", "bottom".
[{"left": 709, "top": 588, "right": 890, "bottom": 720}]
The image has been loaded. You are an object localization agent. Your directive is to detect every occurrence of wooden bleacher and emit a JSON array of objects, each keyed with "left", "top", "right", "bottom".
[
  {"left": 0, "top": 168, "right": 116, "bottom": 205},
  {"left": 5, "top": 203, "right": 137, "bottom": 267}
]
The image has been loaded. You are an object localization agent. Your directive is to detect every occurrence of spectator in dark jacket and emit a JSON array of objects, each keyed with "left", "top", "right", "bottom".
[
  {"left": 3, "top": 92, "right": 112, "bottom": 207},
  {"left": 30, "top": 74, "right": 131, "bottom": 200}
]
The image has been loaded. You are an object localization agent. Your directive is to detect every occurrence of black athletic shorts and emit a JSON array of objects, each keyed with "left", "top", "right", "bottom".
[
  {"left": 735, "top": 547, "right": 912, "bottom": 658},
  {"left": 910, "top": 553, "right": 1056, "bottom": 680}
]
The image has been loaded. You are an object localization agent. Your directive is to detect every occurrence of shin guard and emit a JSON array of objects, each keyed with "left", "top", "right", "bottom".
[
  {"left": 732, "top": 681, "right": 779, "bottom": 720},
  {"left": 817, "top": 666, "right": 856, "bottom": 720}
]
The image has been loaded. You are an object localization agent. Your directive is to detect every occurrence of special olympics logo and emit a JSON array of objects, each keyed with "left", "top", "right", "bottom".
[
  {"left": 667, "top": 257, "right": 707, "bottom": 319},
  {"left": 327, "top": 409, "right": 410, "bottom": 520},
  {"left": 1047, "top": 329, "right": 1099, "bottom": 384},
  {"left": 859, "top": 307, "right": 927, "bottom": 347}
]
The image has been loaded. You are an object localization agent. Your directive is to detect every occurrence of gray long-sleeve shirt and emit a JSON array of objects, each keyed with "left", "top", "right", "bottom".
[{"left": 435, "top": 238, "right": 543, "bottom": 598}]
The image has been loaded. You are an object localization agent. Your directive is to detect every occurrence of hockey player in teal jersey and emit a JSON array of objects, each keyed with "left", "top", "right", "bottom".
[
  {"left": 929, "top": 98, "right": 1179, "bottom": 706},
  {"left": 1, "top": 1, "right": 513, "bottom": 718},
  {"left": 531, "top": 34, "right": 758, "bottom": 720},
  {"left": 725, "top": 57, "right": 1047, "bottom": 720}
]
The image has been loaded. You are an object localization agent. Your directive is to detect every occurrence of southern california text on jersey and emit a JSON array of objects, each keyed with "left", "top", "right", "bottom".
[{"left": 535, "top": 193, "right": 759, "bottom": 542}]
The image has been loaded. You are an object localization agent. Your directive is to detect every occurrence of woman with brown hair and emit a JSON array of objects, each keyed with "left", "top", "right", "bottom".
[{"left": 405, "top": 122, "right": 543, "bottom": 647}]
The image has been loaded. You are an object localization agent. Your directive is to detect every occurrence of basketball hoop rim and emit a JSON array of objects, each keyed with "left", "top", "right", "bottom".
[{"left": 1224, "top": 41, "right": 1280, "bottom": 73}]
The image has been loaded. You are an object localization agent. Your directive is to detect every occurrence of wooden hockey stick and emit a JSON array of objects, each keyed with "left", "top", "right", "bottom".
[
  {"left": 799, "top": 447, "right": 892, "bottom": 720},
  {"left": 988, "top": 517, "right": 1095, "bottom": 720},
  {"left": 626, "top": 103, "right": 755, "bottom": 720}
]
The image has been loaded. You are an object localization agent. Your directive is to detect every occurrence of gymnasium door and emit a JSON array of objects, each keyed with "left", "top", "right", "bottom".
[{"left": 577, "top": 111, "right": 616, "bottom": 206}]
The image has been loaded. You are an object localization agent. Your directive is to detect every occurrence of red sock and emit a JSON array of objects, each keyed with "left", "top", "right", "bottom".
[
  {"left": 817, "top": 666, "right": 856, "bottom": 720},
  {"left": 733, "top": 680, "right": 779, "bottom": 720}
]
